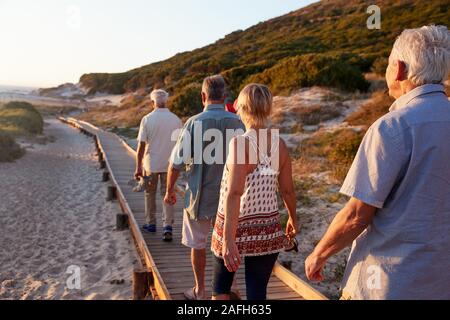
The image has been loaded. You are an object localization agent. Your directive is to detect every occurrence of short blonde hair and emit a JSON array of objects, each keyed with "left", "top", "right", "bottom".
[{"left": 237, "top": 83, "right": 273, "bottom": 127}]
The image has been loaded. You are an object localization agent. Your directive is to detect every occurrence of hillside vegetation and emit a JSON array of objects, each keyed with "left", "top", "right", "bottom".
[
  {"left": 0, "top": 101, "right": 44, "bottom": 162},
  {"left": 78, "top": 0, "right": 449, "bottom": 117}
]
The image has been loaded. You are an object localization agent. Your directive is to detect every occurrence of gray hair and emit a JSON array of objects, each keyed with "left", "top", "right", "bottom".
[
  {"left": 390, "top": 25, "right": 450, "bottom": 86},
  {"left": 202, "top": 75, "right": 226, "bottom": 101},
  {"left": 150, "top": 89, "right": 169, "bottom": 107}
]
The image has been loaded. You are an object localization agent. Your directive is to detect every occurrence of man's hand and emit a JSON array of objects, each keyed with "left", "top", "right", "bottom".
[
  {"left": 304, "top": 198, "right": 377, "bottom": 283},
  {"left": 134, "top": 166, "right": 143, "bottom": 180},
  {"left": 135, "top": 141, "right": 146, "bottom": 180},
  {"left": 164, "top": 190, "right": 177, "bottom": 206},
  {"left": 305, "top": 253, "right": 327, "bottom": 282}
]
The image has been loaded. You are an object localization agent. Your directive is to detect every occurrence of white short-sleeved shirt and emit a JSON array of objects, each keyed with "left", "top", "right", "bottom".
[{"left": 137, "top": 108, "right": 182, "bottom": 174}]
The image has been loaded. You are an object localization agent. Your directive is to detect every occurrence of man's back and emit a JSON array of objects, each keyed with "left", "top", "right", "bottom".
[
  {"left": 171, "top": 104, "right": 245, "bottom": 220},
  {"left": 341, "top": 85, "right": 450, "bottom": 299},
  {"left": 138, "top": 108, "right": 182, "bottom": 174}
]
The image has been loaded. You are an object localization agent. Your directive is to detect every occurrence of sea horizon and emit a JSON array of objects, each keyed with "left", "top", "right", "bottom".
[{"left": 0, "top": 84, "right": 37, "bottom": 94}]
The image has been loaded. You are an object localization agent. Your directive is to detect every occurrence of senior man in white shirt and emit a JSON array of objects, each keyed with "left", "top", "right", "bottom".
[{"left": 135, "top": 89, "right": 182, "bottom": 241}]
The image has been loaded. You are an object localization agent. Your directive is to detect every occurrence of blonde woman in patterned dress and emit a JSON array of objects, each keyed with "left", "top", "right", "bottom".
[{"left": 211, "top": 83, "right": 299, "bottom": 300}]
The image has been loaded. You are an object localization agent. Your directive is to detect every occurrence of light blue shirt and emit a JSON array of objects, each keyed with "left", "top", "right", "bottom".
[{"left": 340, "top": 84, "right": 450, "bottom": 300}]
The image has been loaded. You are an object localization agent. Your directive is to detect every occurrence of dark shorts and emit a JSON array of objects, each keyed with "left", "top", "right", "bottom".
[{"left": 212, "top": 253, "right": 279, "bottom": 300}]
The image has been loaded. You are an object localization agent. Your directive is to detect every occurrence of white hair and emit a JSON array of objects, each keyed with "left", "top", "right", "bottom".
[
  {"left": 150, "top": 89, "right": 169, "bottom": 107},
  {"left": 390, "top": 25, "right": 450, "bottom": 86}
]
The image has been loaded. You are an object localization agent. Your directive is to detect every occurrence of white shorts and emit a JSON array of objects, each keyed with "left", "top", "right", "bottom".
[{"left": 181, "top": 212, "right": 214, "bottom": 250}]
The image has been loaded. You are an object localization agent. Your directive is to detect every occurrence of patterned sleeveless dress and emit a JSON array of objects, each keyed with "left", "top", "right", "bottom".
[{"left": 211, "top": 131, "right": 285, "bottom": 257}]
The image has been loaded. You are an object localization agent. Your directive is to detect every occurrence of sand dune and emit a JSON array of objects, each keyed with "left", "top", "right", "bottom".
[{"left": 0, "top": 119, "right": 138, "bottom": 300}]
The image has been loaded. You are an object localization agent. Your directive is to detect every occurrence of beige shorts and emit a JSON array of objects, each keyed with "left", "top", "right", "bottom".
[{"left": 181, "top": 212, "right": 214, "bottom": 250}]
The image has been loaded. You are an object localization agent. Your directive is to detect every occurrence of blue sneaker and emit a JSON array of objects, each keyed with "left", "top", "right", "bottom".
[
  {"left": 163, "top": 226, "right": 173, "bottom": 242},
  {"left": 142, "top": 224, "right": 156, "bottom": 233}
]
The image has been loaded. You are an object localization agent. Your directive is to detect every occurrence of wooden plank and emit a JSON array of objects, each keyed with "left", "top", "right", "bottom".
[{"left": 272, "top": 263, "right": 328, "bottom": 300}]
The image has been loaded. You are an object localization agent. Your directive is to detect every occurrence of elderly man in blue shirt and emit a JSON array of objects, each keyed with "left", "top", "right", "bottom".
[
  {"left": 164, "top": 75, "right": 245, "bottom": 300},
  {"left": 305, "top": 25, "right": 450, "bottom": 300}
]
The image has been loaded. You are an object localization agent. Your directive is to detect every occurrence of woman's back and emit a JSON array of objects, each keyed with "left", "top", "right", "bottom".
[
  {"left": 220, "top": 129, "right": 280, "bottom": 218},
  {"left": 212, "top": 129, "right": 285, "bottom": 257}
]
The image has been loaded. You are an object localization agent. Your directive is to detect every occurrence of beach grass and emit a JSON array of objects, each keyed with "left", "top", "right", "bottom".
[
  {"left": 346, "top": 91, "right": 394, "bottom": 129},
  {"left": 0, "top": 101, "right": 44, "bottom": 162},
  {"left": 0, "top": 101, "right": 44, "bottom": 136},
  {"left": 0, "top": 131, "right": 25, "bottom": 162}
]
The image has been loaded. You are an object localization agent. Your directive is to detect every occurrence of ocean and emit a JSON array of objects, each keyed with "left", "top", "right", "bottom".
[{"left": 0, "top": 85, "right": 38, "bottom": 103}]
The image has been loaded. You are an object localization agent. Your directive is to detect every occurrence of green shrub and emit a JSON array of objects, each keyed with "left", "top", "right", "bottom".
[
  {"left": 80, "top": 73, "right": 132, "bottom": 95},
  {"left": 0, "top": 101, "right": 44, "bottom": 136},
  {"left": 371, "top": 56, "right": 389, "bottom": 75},
  {"left": 300, "top": 128, "right": 364, "bottom": 183},
  {"left": 328, "top": 132, "right": 363, "bottom": 165},
  {"left": 293, "top": 177, "right": 315, "bottom": 206},
  {"left": 301, "top": 129, "right": 350, "bottom": 158},
  {"left": 0, "top": 130, "right": 25, "bottom": 162},
  {"left": 169, "top": 83, "right": 203, "bottom": 117},
  {"left": 328, "top": 130, "right": 364, "bottom": 182},
  {"left": 245, "top": 54, "right": 370, "bottom": 95},
  {"left": 221, "top": 60, "right": 275, "bottom": 94}
]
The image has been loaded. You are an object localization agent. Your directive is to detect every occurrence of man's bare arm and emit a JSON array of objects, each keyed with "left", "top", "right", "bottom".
[
  {"left": 305, "top": 197, "right": 377, "bottom": 281},
  {"left": 134, "top": 141, "right": 146, "bottom": 179},
  {"left": 164, "top": 163, "right": 181, "bottom": 205},
  {"left": 166, "top": 163, "right": 180, "bottom": 193}
]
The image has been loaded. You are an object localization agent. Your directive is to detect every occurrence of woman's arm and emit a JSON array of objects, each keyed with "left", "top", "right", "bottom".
[
  {"left": 222, "top": 136, "right": 254, "bottom": 272},
  {"left": 277, "top": 139, "right": 299, "bottom": 238}
]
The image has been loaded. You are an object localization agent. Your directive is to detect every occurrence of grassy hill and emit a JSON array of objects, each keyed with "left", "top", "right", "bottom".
[{"left": 78, "top": 0, "right": 449, "bottom": 117}]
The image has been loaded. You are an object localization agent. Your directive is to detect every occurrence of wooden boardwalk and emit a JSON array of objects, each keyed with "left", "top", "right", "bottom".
[{"left": 60, "top": 117, "right": 327, "bottom": 301}]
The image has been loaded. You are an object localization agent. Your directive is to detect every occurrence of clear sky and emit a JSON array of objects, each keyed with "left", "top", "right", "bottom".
[{"left": 0, "top": 0, "right": 316, "bottom": 88}]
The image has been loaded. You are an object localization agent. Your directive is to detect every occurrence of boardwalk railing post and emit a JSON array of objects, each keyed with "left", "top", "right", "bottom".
[
  {"left": 133, "top": 268, "right": 153, "bottom": 300},
  {"left": 107, "top": 185, "right": 117, "bottom": 201},
  {"left": 116, "top": 213, "right": 129, "bottom": 231},
  {"left": 102, "top": 170, "right": 110, "bottom": 182}
]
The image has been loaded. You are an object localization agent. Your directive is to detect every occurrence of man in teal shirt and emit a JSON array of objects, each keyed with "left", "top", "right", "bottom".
[{"left": 165, "top": 75, "right": 245, "bottom": 300}]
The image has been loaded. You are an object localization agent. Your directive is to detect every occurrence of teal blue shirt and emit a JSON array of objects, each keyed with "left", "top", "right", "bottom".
[{"left": 170, "top": 104, "right": 245, "bottom": 220}]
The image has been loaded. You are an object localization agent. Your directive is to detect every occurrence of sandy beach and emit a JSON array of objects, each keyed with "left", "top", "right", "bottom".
[{"left": 0, "top": 119, "right": 138, "bottom": 300}]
